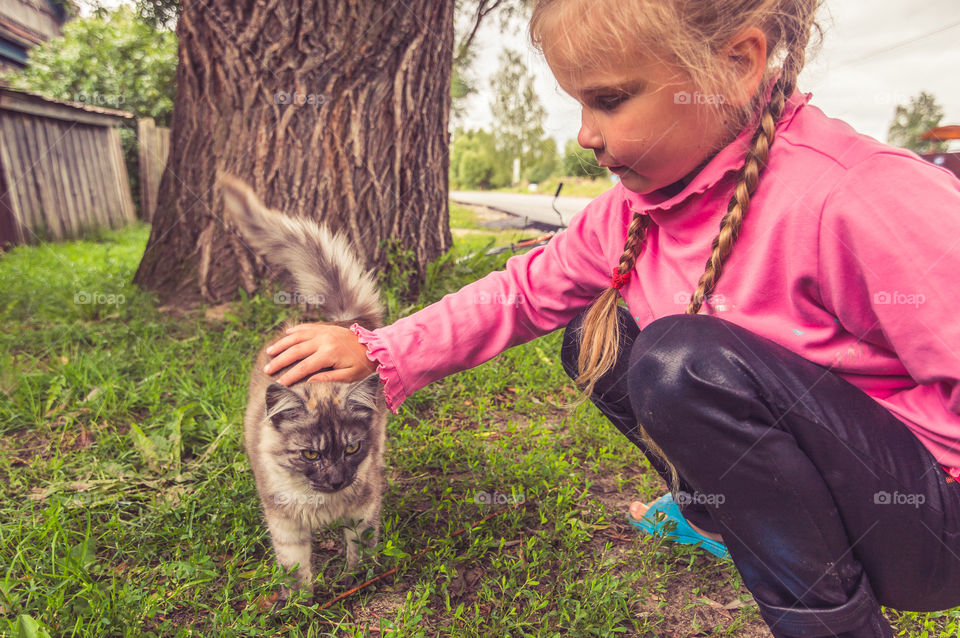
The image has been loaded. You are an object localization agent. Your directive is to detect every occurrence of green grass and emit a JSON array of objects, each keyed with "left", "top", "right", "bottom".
[
  {"left": 447, "top": 203, "right": 534, "bottom": 259},
  {"left": 1, "top": 211, "right": 958, "bottom": 636}
]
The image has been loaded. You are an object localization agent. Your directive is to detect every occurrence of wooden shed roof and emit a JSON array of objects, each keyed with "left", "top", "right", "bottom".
[{"left": 0, "top": 85, "right": 134, "bottom": 127}]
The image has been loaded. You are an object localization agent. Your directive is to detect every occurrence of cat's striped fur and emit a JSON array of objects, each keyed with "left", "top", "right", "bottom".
[{"left": 220, "top": 174, "right": 386, "bottom": 601}]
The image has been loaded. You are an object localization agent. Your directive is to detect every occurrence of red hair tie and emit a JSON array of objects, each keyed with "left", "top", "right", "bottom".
[{"left": 611, "top": 268, "right": 631, "bottom": 290}]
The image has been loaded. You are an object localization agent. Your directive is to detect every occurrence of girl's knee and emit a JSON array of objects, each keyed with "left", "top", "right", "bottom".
[{"left": 626, "top": 314, "right": 737, "bottom": 428}]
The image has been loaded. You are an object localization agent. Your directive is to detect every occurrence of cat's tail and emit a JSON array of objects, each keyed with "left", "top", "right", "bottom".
[{"left": 219, "top": 173, "right": 384, "bottom": 328}]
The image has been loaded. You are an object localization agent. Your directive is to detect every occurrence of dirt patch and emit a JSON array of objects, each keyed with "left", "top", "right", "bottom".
[
  {"left": 1, "top": 416, "right": 97, "bottom": 467},
  {"left": 349, "top": 589, "right": 407, "bottom": 631}
]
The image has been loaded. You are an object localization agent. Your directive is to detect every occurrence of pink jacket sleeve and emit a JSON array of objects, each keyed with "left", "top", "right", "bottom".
[
  {"left": 351, "top": 188, "right": 627, "bottom": 413},
  {"left": 817, "top": 151, "right": 960, "bottom": 424}
]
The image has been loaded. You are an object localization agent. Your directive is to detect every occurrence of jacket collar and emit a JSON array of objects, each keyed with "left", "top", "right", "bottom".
[{"left": 621, "top": 89, "right": 812, "bottom": 216}]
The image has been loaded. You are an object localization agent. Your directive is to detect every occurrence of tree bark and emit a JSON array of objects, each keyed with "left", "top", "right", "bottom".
[{"left": 134, "top": 0, "right": 455, "bottom": 304}]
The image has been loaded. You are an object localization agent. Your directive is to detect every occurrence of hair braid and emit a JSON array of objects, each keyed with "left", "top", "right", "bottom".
[
  {"left": 571, "top": 211, "right": 649, "bottom": 402},
  {"left": 685, "top": 40, "right": 810, "bottom": 316}
]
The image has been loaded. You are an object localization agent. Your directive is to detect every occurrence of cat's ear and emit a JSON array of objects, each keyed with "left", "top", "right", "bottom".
[
  {"left": 345, "top": 374, "right": 381, "bottom": 418},
  {"left": 265, "top": 383, "right": 306, "bottom": 430}
]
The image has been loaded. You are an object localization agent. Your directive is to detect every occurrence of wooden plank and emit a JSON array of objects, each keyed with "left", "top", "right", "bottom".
[
  {"left": 99, "top": 128, "right": 123, "bottom": 228},
  {"left": 39, "top": 117, "right": 76, "bottom": 238},
  {"left": 55, "top": 120, "right": 83, "bottom": 237},
  {"left": 29, "top": 115, "right": 66, "bottom": 240},
  {"left": 102, "top": 127, "right": 123, "bottom": 227},
  {"left": 70, "top": 123, "right": 96, "bottom": 230},
  {"left": 87, "top": 126, "right": 112, "bottom": 228},
  {"left": 2, "top": 113, "right": 38, "bottom": 237},
  {"left": 138, "top": 117, "right": 152, "bottom": 221},
  {"left": 0, "top": 114, "right": 27, "bottom": 242},
  {"left": 137, "top": 117, "right": 172, "bottom": 224},
  {"left": 60, "top": 123, "right": 85, "bottom": 233},
  {"left": 64, "top": 124, "right": 94, "bottom": 233},
  {"left": 110, "top": 127, "right": 137, "bottom": 223},
  {"left": 16, "top": 115, "right": 49, "bottom": 241},
  {"left": 0, "top": 116, "right": 24, "bottom": 246},
  {"left": 157, "top": 127, "right": 171, "bottom": 217},
  {"left": 78, "top": 125, "right": 103, "bottom": 227}
]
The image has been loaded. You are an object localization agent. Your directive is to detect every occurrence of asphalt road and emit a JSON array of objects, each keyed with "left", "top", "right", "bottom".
[{"left": 450, "top": 190, "right": 595, "bottom": 230}]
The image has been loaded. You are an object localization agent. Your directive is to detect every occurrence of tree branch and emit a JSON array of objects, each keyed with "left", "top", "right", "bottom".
[{"left": 454, "top": 0, "right": 507, "bottom": 67}]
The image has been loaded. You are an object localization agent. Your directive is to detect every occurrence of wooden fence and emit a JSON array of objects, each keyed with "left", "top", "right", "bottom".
[
  {"left": 0, "top": 85, "right": 136, "bottom": 247},
  {"left": 137, "top": 117, "right": 170, "bottom": 223}
]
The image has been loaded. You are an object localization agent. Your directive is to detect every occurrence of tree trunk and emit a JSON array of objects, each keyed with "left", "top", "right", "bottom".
[{"left": 134, "top": 0, "right": 454, "bottom": 304}]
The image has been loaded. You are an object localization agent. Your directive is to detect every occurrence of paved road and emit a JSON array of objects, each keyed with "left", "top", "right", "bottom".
[{"left": 450, "top": 190, "right": 595, "bottom": 230}]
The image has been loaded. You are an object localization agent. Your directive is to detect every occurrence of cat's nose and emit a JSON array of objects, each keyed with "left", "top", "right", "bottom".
[{"left": 328, "top": 470, "right": 346, "bottom": 490}]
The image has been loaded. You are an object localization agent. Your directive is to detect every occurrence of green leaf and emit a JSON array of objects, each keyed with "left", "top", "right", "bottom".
[{"left": 14, "top": 614, "right": 52, "bottom": 638}]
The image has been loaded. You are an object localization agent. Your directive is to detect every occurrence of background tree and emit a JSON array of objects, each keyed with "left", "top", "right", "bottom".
[
  {"left": 489, "top": 48, "right": 549, "bottom": 184},
  {"left": 134, "top": 0, "right": 180, "bottom": 30},
  {"left": 450, "top": 128, "right": 508, "bottom": 189},
  {"left": 562, "top": 139, "right": 608, "bottom": 179},
  {"left": 130, "top": 0, "right": 530, "bottom": 126},
  {"left": 525, "top": 136, "right": 557, "bottom": 184},
  {"left": 133, "top": 2, "right": 456, "bottom": 304},
  {"left": 451, "top": 0, "right": 529, "bottom": 121},
  {"left": 887, "top": 91, "right": 949, "bottom": 154}
]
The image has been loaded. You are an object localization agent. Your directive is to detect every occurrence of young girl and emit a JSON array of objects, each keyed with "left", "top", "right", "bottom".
[{"left": 258, "top": 1, "right": 960, "bottom": 635}]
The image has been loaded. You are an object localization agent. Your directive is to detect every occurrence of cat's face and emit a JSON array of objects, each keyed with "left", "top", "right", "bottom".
[{"left": 264, "top": 376, "right": 380, "bottom": 493}]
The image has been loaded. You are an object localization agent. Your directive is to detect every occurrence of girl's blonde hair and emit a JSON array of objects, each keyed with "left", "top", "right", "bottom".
[{"left": 531, "top": 0, "right": 822, "bottom": 487}]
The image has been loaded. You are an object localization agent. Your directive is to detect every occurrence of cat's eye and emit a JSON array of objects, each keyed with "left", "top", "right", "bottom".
[
  {"left": 345, "top": 442, "right": 361, "bottom": 454},
  {"left": 301, "top": 450, "right": 319, "bottom": 461}
]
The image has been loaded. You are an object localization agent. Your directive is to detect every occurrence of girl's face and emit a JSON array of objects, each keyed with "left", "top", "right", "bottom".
[{"left": 553, "top": 56, "right": 737, "bottom": 195}]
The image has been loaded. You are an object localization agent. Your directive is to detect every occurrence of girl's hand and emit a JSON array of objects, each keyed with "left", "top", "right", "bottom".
[{"left": 263, "top": 323, "right": 378, "bottom": 386}]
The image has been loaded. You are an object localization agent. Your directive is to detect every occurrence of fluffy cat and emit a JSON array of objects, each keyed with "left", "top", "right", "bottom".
[{"left": 220, "top": 174, "right": 387, "bottom": 603}]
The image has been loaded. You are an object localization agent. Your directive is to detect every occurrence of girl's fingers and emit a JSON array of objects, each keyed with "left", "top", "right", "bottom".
[
  {"left": 284, "top": 323, "right": 317, "bottom": 335},
  {"left": 275, "top": 355, "right": 329, "bottom": 387},
  {"left": 264, "top": 342, "right": 324, "bottom": 376},
  {"left": 265, "top": 330, "right": 313, "bottom": 356}
]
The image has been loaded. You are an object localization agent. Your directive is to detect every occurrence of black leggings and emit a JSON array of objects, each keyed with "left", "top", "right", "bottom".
[{"left": 560, "top": 308, "right": 960, "bottom": 638}]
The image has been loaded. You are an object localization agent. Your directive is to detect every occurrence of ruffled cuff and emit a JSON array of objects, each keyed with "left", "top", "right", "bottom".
[{"left": 350, "top": 323, "right": 405, "bottom": 414}]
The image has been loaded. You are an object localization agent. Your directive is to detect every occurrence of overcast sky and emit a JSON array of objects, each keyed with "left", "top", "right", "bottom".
[{"left": 458, "top": 0, "right": 960, "bottom": 150}]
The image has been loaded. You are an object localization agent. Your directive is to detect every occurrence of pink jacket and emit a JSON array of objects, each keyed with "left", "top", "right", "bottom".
[{"left": 352, "top": 91, "right": 960, "bottom": 474}]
